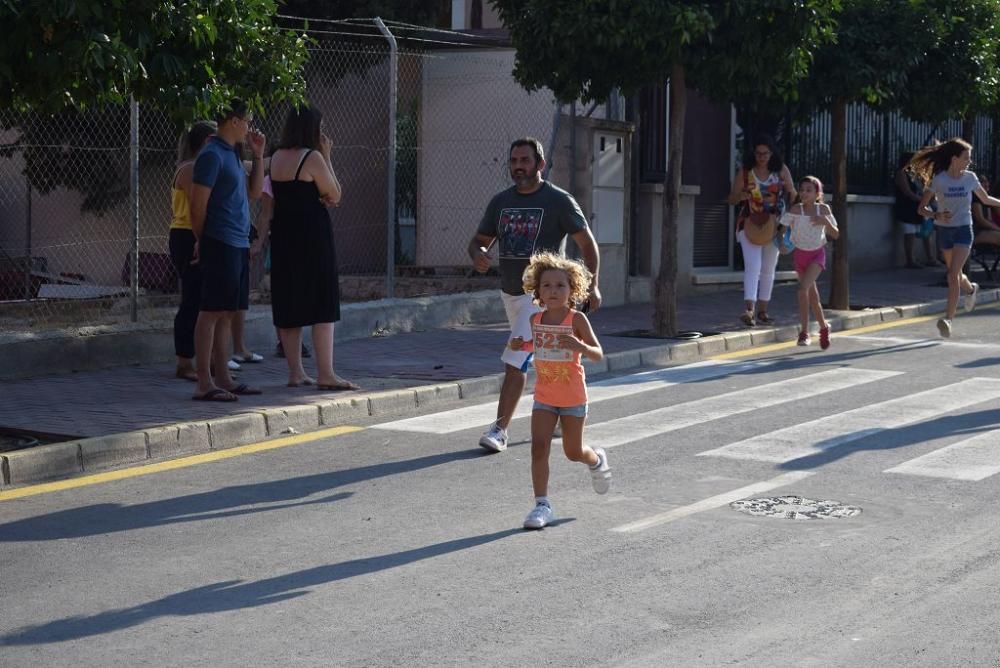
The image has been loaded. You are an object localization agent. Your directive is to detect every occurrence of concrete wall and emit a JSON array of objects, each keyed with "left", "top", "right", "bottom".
[
  {"left": 631, "top": 183, "right": 701, "bottom": 301},
  {"left": 418, "top": 49, "right": 559, "bottom": 267}
]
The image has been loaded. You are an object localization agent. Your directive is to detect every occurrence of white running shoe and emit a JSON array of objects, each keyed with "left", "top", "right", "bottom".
[
  {"left": 964, "top": 282, "right": 979, "bottom": 313},
  {"left": 478, "top": 421, "right": 508, "bottom": 452},
  {"left": 552, "top": 422, "right": 562, "bottom": 439},
  {"left": 937, "top": 318, "right": 952, "bottom": 338},
  {"left": 523, "top": 502, "right": 553, "bottom": 529},
  {"left": 227, "top": 359, "right": 241, "bottom": 371},
  {"left": 590, "top": 447, "right": 611, "bottom": 494}
]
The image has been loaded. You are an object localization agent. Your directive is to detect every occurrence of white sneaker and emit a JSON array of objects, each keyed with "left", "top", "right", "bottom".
[
  {"left": 964, "top": 282, "right": 979, "bottom": 313},
  {"left": 552, "top": 423, "right": 562, "bottom": 439},
  {"left": 590, "top": 447, "right": 611, "bottom": 494},
  {"left": 523, "top": 502, "right": 553, "bottom": 529},
  {"left": 227, "top": 359, "right": 241, "bottom": 371},
  {"left": 937, "top": 318, "right": 952, "bottom": 338},
  {"left": 478, "top": 422, "right": 508, "bottom": 452}
]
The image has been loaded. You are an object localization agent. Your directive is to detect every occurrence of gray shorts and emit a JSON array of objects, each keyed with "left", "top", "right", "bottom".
[{"left": 533, "top": 400, "right": 587, "bottom": 418}]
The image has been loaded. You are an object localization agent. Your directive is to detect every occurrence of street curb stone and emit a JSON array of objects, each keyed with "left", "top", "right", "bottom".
[
  {"left": 5, "top": 442, "right": 83, "bottom": 485},
  {"left": 319, "top": 397, "right": 371, "bottom": 425},
  {"left": 80, "top": 432, "right": 149, "bottom": 472},
  {"left": 207, "top": 414, "right": 268, "bottom": 450},
  {"left": 415, "top": 384, "right": 462, "bottom": 408},
  {"left": 367, "top": 389, "right": 418, "bottom": 416},
  {"left": 259, "top": 405, "right": 322, "bottom": 437},
  {"left": 3, "top": 294, "right": 994, "bottom": 490}
]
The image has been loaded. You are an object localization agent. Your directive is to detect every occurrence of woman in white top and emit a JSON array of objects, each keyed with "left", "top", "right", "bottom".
[
  {"left": 912, "top": 138, "right": 1000, "bottom": 337},
  {"left": 727, "top": 135, "right": 796, "bottom": 327}
]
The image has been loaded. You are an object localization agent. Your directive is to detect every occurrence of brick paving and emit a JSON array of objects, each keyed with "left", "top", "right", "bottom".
[{"left": 0, "top": 267, "right": 967, "bottom": 440}]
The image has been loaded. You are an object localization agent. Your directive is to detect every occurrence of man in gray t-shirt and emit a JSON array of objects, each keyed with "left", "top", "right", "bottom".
[{"left": 467, "top": 137, "right": 601, "bottom": 453}]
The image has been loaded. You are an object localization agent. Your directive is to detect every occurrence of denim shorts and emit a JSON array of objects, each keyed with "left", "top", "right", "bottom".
[
  {"left": 935, "top": 225, "right": 972, "bottom": 250},
  {"left": 533, "top": 400, "right": 587, "bottom": 418}
]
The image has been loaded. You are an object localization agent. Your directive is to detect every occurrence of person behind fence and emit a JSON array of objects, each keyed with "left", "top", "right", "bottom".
[
  {"left": 727, "top": 134, "right": 796, "bottom": 327},
  {"left": 267, "top": 104, "right": 357, "bottom": 391},
  {"left": 508, "top": 252, "right": 610, "bottom": 530},
  {"left": 911, "top": 138, "right": 1000, "bottom": 338},
  {"left": 189, "top": 99, "right": 266, "bottom": 401},
  {"left": 894, "top": 151, "right": 939, "bottom": 268},
  {"left": 169, "top": 120, "right": 217, "bottom": 382},
  {"left": 468, "top": 137, "right": 602, "bottom": 454},
  {"left": 970, "top": 173, "right": 1000, "bottom": 247},
  {"left": 780, "top": 176, "right": 839, "bottom": 350}
]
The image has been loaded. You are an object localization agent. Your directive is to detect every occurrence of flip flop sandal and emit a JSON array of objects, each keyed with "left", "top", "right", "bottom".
[
  {"left": 192, "top": 388, "right": 238, "bottom": 402},
  {"left": 316, "top": 380, "right": 360, "bottom": 391},
  {"left": 756, "top": 313, "right": 774, "bottom": 324},
  {"left": 739, "top": 310, "right": 756, "bottom": 327},
  {"left": 226, "top": 383, "right": 263, "bottom": 395}
]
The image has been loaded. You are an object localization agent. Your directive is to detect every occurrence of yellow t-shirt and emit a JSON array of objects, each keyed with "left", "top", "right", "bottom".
[{"left": 169, "top": 163, "right": 192, "bottom": 230}]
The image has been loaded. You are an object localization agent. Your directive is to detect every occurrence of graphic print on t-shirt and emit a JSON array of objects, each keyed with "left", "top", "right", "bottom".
[{"left": 499, "top": 207, "right": 544, "bottom": 258}]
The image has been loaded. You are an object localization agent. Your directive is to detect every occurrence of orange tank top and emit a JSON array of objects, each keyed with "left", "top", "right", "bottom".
[{"left": 532, "top": 309, "right": 587, "bottom": 407}]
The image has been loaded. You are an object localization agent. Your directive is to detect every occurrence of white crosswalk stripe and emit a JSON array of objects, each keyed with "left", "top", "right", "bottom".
[
  {"left": 697, "top": 378, "right": 1000, "bottom": 465},
  {"left": 373, "top": 359, "right": 779, "bottom": 434},
  {"left": 885, "top": 432, "right": 1000, "bottom": 481},
  {"left": 588, "top": 367, "right": 900, "bottom": 450}
]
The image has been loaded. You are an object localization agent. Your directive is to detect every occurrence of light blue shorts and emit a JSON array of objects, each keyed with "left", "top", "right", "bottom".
[{"left": 533, "top": 401, "right": 587, "bottom": 418}]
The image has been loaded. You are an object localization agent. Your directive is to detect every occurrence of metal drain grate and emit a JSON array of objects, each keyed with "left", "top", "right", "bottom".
[{"left": 730, "top": 495, "right": 862, "bottom": 520}]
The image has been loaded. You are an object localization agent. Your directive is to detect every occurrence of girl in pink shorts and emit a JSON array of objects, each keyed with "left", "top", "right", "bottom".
[{"left": 780, "top": 176, "right": 840, "bottom": 349}]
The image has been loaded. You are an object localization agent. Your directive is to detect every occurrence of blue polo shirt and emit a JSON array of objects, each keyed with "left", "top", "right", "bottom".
[{"left": 193, "top": 136, "right": 250, "bottom": 248}]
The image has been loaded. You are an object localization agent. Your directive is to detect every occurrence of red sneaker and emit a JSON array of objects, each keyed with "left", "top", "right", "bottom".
[{"left": 819, "top": 326, "right": 830, "bottom": 350}]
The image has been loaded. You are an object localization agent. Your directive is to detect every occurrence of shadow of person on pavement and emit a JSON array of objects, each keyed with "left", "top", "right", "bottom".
[
  {"left": 776, "top": 408, "right": 1000, "bottom": 471},
  {"left": 0, "top": 448, "right": 484, "bottom": 542},
  {"left": 0, "top": 523, "right": 568, "bottom": 645}
]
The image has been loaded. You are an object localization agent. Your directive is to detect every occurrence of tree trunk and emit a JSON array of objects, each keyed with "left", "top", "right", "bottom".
[
  {"left": 962, "top": 115, "right": 975, "bottom": 143},
  {"left": 827, "top": 97, "right": 850, "bottom": 310},
  {"left": 652, "top": 64, "right": 686, "bottom": 336}
]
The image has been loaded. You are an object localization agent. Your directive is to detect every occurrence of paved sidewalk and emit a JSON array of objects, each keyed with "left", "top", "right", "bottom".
[{"left": 0, "top": 266, "right": 988, "bottom": 488}]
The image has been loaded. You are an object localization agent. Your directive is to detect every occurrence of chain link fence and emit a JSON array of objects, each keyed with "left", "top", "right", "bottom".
[{"left": 0, "top": 22, "right": 560, "bottom": 331}]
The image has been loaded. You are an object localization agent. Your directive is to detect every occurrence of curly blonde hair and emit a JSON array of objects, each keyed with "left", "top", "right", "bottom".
[{"left": 521, "top": 251, "right": 593, "bottom": 307}]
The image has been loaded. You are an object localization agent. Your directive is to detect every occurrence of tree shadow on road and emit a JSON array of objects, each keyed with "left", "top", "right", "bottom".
[
  {"left": 777, "top": 408, "right": 1000, "bottom": 471},
  {"left": 0, "top": 448, "right": 486, "bottom": 542},
  {"left": 0, "top": 522, "right": 567, "bottom": 646}
]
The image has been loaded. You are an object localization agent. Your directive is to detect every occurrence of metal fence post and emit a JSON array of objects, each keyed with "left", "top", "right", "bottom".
[
  {"left": 375, "top": 17, "right": 397, "bottom": 300},
  {"left": 24, "top": 179, "right": 32, "bottom": 301},
  {"left": 129, "top": 97, "right": 140, "bottom": 321}
]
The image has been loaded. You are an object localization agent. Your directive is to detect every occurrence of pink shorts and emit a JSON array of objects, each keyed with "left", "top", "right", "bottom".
[{"left": 794, "top": 247, "right": 826, "bottom": 274}]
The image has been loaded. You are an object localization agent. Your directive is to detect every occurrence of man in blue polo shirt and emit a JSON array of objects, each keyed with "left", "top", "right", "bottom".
[{"left": 189, "top": 99, "right": 266, "bottom": 401}]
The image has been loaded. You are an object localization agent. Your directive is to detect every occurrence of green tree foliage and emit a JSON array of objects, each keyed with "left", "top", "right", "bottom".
[
  {"left": 898, "top": 0, "right": 1000, "bottom": 125},
  {"left": 491, "top": 0, "right": 837, "bottom": 335},
  {"left": 0, "top": 0, "right": 310, "bottom": 120},
  {"left": 0, "top": 1, "right": 312, "bottom": 215}
]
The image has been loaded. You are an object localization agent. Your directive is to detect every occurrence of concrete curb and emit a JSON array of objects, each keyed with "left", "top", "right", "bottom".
[{"left": 1, "top": 292, "right": 991, "bottom": 490}]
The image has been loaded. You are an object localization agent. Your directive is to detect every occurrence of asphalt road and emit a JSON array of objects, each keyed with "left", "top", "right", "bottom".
[{"left": 3, "top": 308, "right": 1000, "bottom": 667}]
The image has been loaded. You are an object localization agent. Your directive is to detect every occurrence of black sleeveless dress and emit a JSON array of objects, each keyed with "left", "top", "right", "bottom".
[{"left": 269, "top": 150, "right": 341, "bottom": 328}]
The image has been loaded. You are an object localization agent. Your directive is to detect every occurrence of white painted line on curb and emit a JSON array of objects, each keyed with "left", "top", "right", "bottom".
[{"left": 610, "top": 471, "right": 815, "bottom": 533}]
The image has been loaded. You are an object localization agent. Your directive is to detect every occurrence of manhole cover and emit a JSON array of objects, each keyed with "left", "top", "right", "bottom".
[{"left": 730, "top": 495, "right": 862, "bottom": 520}]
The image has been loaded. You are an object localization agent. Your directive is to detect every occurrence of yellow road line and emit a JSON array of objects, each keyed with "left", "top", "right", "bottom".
[{"left": 0, "top": 425, "right": 364, "bottom": 502}]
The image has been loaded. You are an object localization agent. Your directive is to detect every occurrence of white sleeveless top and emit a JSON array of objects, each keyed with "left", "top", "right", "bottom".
[{"left": 780, "top": 204, "right": 827, "bottom": 251}]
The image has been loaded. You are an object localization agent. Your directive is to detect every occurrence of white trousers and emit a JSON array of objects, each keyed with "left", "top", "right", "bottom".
[{"left": 737, "top": 230, "right": 780, "bottom": 303}]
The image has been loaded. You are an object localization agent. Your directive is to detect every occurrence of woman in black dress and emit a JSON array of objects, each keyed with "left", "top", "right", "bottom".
[{"left": 267, "top": 105, "right": 358, "bottom": 390}]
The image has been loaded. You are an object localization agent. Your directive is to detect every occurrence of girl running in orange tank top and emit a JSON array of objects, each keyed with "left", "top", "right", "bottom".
[{"left": 509, "top": 251, "right": 609, "bottom": 529}]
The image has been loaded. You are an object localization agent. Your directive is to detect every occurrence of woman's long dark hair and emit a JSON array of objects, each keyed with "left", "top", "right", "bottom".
[
  {"left": 278, "top": 104, "right": 323, "bottom": 150},
  {"left": 741, "top": 134, "right": 785, "bottom": 173},
  {"left": 908, "top": 137, "right": 972, "bottom": 186}
]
